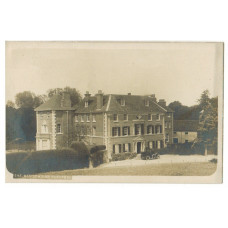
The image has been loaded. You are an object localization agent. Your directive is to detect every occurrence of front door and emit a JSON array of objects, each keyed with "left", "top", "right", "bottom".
[{"left": 137, "top": 142, "right": 141, "bottom": 154}]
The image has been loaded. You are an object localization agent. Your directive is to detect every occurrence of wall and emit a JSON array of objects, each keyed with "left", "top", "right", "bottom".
[{"left": 173, "top": 131, "right": 197, "bottom": 143}]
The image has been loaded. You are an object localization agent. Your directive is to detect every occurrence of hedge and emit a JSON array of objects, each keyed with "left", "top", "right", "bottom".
[
  {"left": 6, "top": 148, "right": 90, "bottom": 175},
  {"left": 111, "top": 152, "right": 137, "bottom": 161},
  {"left": 90, "top": 150, "right": 108, "bottom": 167}
]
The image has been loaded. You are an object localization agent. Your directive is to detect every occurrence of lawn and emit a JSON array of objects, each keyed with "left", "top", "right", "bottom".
[{"left": 42, "top": 162, "right": 217, "bottom": 176}]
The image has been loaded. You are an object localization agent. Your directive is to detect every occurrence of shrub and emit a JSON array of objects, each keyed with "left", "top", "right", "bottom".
[
  {"left": 111, "top": 152, "right": 137, "bottom": 161},
  {"left": 70, "top": 141, "right": 90, "bottom": 157},
  {"left": 6, "top": 148, "right": 90, "bottom": 175},
  {"left": 90, "top": 150, "right": 108, "bottom": 167}
]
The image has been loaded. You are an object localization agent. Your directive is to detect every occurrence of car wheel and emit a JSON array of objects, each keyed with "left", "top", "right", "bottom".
[{"left": 146, "top": 156, "right": 150, "bottom": 160}]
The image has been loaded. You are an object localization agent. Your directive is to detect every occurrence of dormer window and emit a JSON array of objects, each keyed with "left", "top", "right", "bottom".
[
  {"left": 145, "top": 100, "right": 149, "bottom": 107},
  {"left": 121, "top": 98, "right": 125, "bottom": 106},
  {"left": 85, "top": 101, "right": 88, "bottom": 107}
]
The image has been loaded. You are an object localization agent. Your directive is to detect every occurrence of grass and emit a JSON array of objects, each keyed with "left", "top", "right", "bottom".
[{"left": 41, "top": 162, "right": 217, "bottom": 176}]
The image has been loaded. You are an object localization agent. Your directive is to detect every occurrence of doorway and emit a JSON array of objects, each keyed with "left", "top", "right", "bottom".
[{"left": 137, "top": 142, "right": 141, "bottom": 154}]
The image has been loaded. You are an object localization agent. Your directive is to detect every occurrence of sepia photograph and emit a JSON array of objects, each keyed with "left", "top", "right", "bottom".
[{"left": 5, "top": 41, "right": 223, "bottom": 183}]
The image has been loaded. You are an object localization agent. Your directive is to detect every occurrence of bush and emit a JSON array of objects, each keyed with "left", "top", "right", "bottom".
[
  {"left": 6, "top": 148, "right": 90, "bottom": 175},
  {"left": 90, "top": 150, "right": 108, "bottom": 167},
  {"left": 158, "top": 143, "right": 205, "bottom": 155},
  {"left": 111, "top": 152, "right": 137, "bottom": 161},
  {"left": 70, "top": 141, "right": 90, "bottom": 157}
]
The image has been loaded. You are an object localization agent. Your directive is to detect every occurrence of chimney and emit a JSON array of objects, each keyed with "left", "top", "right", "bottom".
[
  {"left": 84, "top": 91, "right": 91, "bottom": 99},
  {"left": 150, "top": 94, "right": 157, "bottom": 102},
  {"left": 96, "top": 90, "right": 103, "bottom": 109},
  {"left": 61, "top": 92, "right": 71, "bottom": 107},
  {"left": 158, "top": 99, "right": 166, "bottom": 108}
]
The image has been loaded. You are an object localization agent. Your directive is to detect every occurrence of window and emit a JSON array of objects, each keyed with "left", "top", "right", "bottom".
[
  {"left": 123, "top": 126, "right": 130, "bottom": 136},
  {"left": 56, "top": 124, "right": 61, "bottom": 133},
  {"left": 112, "top": 127, "right": 120, "bottom": 136},
  {"left": 92, "top": 126, "right": 96, "bottom": 136},
  {"left": 145, "top": 100, "right": 149, "bottom": 106},
  {"left": 121, "top": 99, "right": 125, "bottom": 106},
  {"left": 92, "top": 114, "right": 96, "bottom": 122},
  {"left": 85, "top": 101, "right": 88, "bottom": 107},
  {"left": 165, "top": 121, "right": 168, "bottom": 128},
  {"left": 135, "top": 124, "right": 144, "bottom": 135},
  {"left": 165, "top": 133, "right": 169, "bottom": 143},
  {"left": 149, "top": 141, "right": 153, "bottom": 149},
  {"left": 168, "top": 113, "right": 171, "bottom": 118},
  {"left": 113, "top": 114, "right": 118, "bottom": 122},
  {"left": 41, "top": 124, "right": 48, "bottom": 133},
  {"left": 169, "top": 122, "right": 172, "bottom": 128},
  {"left": 147, "top": 125, "right": 153, "bottom": 134},
  {"left": 41, "top": 121, "right": 48, "bottom": 133},
  {"left": 174, "top": 131, "right": 177, "bottom": 134},
  {"left": 81, "top": 115, "right": 84, "bottom": 122},
  {"left": 148, "top": 114, "right": 152, "bottom": 121},
  {"left": 185, "top": 140, "right": 188, "bottom": 143},
  {"left": 75, "top": 114, "right": 79, "bottom": 122},
  {"left": 156, "top": 114, "right": 160, "bottom": 121},
  {"left": 86, "top": 114, "right": 90, "bottom": 122},
  {"left": 185, "top": 132, "right": 188, "bottom": 135},
  {"left": 155, "top": 125, "right": 161, "bottom": 134},
  {"left": 124, "top": 114, "right": 128, "bottom": 121}
]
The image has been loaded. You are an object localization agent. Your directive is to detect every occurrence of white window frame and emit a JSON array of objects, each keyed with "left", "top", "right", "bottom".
[
  {"left": 165, "top": 121, "right": 168, "bottom": 128},
  {"left": 75, "top": 115, "right": 79, "bottom": 122},
  {"left": 113, "top": 114, "right": 118, "bottom": 122},
  {"left": 156, "top": 114, "right": 160, "bottom": 121},
  {"left": 135, "top": 124, "right": 141, "bottom": 135},
  {"left": 123, "top": 114, "right": 128, "bottom": 121},
  {"left": 147, "top": 125, "right": 153, "bottom": 134},
  {"left": 81, "top": 115, "right": 84, "bottom": 122},
  {"left": 123, "top": 127, "right": 128, "bottom": 136},
  {"left": 149, "top": 141, "right": 153, "bottom": 149},
  {"left": 86, "top": 114, "right": 90, "bottom": 122},
  {"left": 56, "top": 124, "right": 61, "bottom": 134},
  {"left": 92, "top": 114, "right": 96, "bottom": 122},
  {"left": 148, "top": 114, "right": 152, "bottom": 121},
  {"left": 113, "top": 127, "right": 119, "bottom": 137}
]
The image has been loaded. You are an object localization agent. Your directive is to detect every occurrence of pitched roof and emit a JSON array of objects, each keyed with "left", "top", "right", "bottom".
[
  {"left": 75, "top": 94, "right": 167, "bottom": 114},
  {"left": 35, "top": 94, "right": 74, "bottom": 111},
  {"left": 174, "top": 120, "right": 199, "bottom": 132}
]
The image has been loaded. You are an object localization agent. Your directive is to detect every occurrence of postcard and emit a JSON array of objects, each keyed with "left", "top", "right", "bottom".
[{"left": 5, "top": 41, "right": 223, "bottom": 183}]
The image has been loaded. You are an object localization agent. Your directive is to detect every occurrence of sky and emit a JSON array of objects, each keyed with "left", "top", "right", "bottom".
[{"left": 5, "top": 42, "right": 222, "bottom": 106}]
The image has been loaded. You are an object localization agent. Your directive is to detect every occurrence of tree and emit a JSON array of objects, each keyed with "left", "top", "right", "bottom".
[
  {"left": 168, "top": 101, "right": 190, "bottom": 120},
  {"left": 196, "top": 91, "right": 218, "bottom": 154},
  {"left": 6, "top": 100, "right": 15, "bottom": 108},
  {"left": 47, "top": 87, "right": 82, "bottom": 106},
  {"left": 59, "top": 124, "right": 91, "bottom": 148},
  {"left": 15, "top": 91, "right": 43, "bottom": 109},
  {"left": 198, "top": 89, "right": 210, "bottom": 110}
]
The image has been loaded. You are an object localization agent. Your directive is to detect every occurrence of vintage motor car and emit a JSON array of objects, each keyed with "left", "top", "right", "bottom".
[{"left": 141, "top": 148, "right": 160, "bottom": 160}]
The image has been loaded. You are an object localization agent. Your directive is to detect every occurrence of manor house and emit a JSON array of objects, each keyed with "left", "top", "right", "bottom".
[{"left": 35, "top": 91, "right": 174, "bottom": 158}]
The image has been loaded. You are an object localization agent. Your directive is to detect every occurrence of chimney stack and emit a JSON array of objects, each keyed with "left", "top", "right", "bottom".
[
  {"left": 96, "top": 90, "right": 103, "bottom": 109},
  {"left": 158, "top": 99, "right": 166, "bottom": 108},
  {"left": 61, "top": 92, "right": 71, "bottom": 107},
  {"left": 150, "top": 94, "right": 157, "bottom": 102}
]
